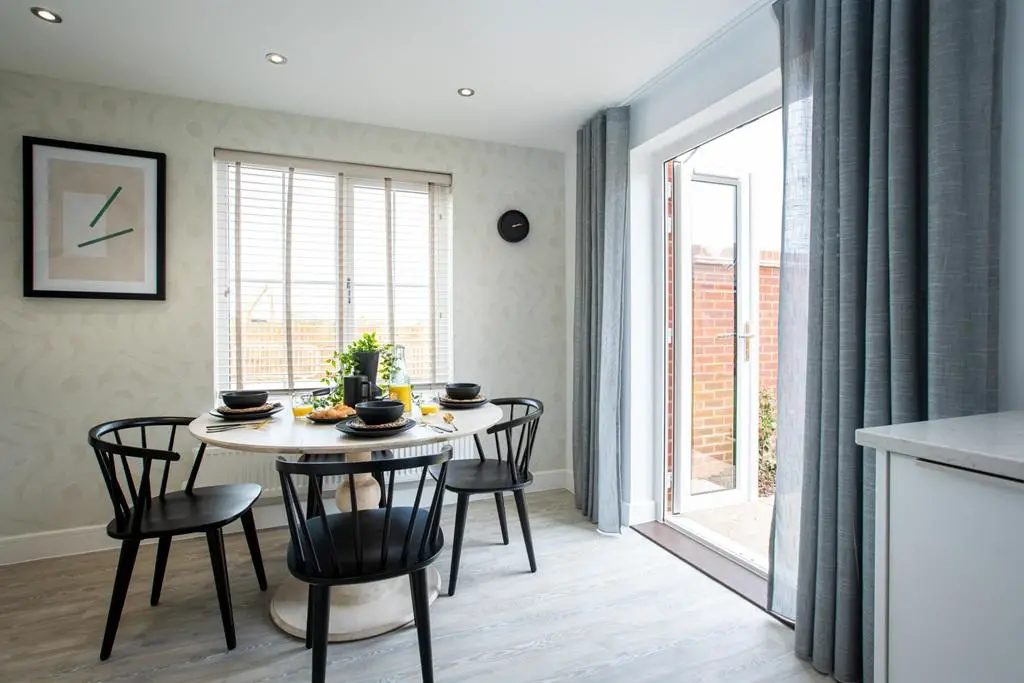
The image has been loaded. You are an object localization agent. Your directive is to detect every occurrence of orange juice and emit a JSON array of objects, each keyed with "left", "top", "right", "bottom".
[
  {"left": 292, "top": 404, "right": 313, "bottom": 417},
  {"left": 420, "top": 403, "right": 440, "bottom": 415},
  {"left": 389, "top": 384, "right": 413, "bottom": 412}
]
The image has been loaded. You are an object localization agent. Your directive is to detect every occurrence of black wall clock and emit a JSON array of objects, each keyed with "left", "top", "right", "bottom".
[{"left": 497, "top": 209, "right": 530, "bottom": 243}]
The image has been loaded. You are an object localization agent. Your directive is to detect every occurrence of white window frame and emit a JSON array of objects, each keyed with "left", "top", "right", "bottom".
[{"left": 213, "top": 149, "right": 453, "bottom": 395}]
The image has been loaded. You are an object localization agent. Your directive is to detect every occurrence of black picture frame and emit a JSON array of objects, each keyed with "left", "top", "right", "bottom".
[{"left": 23, "top": 136, "right": 167, "bottom": 300}]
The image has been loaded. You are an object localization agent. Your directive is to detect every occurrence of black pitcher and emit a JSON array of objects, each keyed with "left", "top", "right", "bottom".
[{"left": 343, "top": 375, "right": 372, "bottom": 407}]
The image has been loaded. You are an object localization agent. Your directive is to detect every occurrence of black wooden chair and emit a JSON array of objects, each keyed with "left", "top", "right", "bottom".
[
  {"left": 433, "top": 397, "right": 543, "bottom": 596},
  {"left": 277, "top": 446, "right": 453, "bottom": 683},
  {"left": 89, "top": 417, "right": 267, "bottom": 661}
]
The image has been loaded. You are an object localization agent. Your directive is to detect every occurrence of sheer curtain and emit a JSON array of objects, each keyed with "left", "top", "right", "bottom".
[
  {"left": 767, "top": 0, "right": 813, "bottom": 624},
  {"left": 768, "top": 1, "right": 1004, "bottom": 681}
]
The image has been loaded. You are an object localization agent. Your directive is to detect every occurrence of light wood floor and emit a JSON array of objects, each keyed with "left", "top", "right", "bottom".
[{"left": 0, "top": 490, "right": 822, "bottom": 682}]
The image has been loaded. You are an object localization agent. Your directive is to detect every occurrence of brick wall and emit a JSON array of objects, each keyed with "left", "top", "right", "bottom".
[
  {"left": 758, "top": 253, "right": 780, "bottom": 392},
  {"left": 688, "top": 256, "right": 780, "bottom": 465},
  {"left": 665, "top": 246, "right": 781, "bottom": 498},
  {"left": 690, "top": 259, "right": 737, "bottom": 466}
]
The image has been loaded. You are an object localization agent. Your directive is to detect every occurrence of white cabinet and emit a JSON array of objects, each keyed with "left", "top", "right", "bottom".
[
  {"left": 885, "top": 453, "right": 1024, "bottom": 682},
  {"left": 858, "top": 413, "right": 1024, "bottom": 683}
]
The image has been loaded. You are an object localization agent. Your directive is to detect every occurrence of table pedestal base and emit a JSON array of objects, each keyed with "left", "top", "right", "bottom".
[{"left": 269, "top": 568, "right": 441, "bottom": 642}]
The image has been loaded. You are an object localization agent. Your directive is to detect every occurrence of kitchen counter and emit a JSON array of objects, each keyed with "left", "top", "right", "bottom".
[
  {"left": 855, "top": 410, "right": 1024, "bottom": 481},
  {"left": 856, "top": 410, "right": 1024, "bottom": 683}
]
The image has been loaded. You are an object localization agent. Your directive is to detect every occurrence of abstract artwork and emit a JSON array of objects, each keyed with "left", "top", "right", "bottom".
[{"left": 23, "top": 137, "right": 166, "bottom": 299}]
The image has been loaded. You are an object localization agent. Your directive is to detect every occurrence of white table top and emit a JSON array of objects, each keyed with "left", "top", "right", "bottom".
[
  {"left": 189, "top": 403, "right": 504, "bottom": 454},
  {"left": 855, "top": 411, "right": 1024, "bottom": 481}
]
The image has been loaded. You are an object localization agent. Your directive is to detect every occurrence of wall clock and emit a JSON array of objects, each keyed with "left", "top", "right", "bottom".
[
  {"left": 23, "top": 136, "right": 166, "bottom": 300},
  {"left": 497, "top": 209, "right": 530, "bottom": 243}
]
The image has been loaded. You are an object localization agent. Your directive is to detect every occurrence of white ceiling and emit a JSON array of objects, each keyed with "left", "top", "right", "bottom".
[{"left": 0, "top": 0, "right": 761, "bottom": 151}]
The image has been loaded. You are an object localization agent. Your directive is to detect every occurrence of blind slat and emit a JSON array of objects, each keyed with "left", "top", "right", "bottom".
[
  {"left": 282, "top": 167, "right": 295, "bottom": 389},
  {"left": 384, "top": 177, "right": 396, "bottom": 345},
  {"left": 232, "top": 162, "right": 244, "bottom": 389}
]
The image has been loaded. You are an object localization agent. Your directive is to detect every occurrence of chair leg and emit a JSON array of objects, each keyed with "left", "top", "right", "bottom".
[
  {"left": 311, "top": 585, "right": 331, "bottom": 683},
  {"left": 240, "top": 509, "right": 268, "bottom": 591},
  {"left": 409, "top": 568, "right": 435, "bottom": 683},
  {"left": 513, "top": 490, "right": 537, "bottom": 573},
  {"left": 305, "top": 585, "right": 315, "bottom": 649},
  {"left": 448, "top": 493, "right": 470, "bottom": 597},
  {"left": 150, "top": 536, "right": 171, "bottom": 606},
  {"left": 100, "top": 539, "right": 140, "bottom": 661},
  {"left": 206, "top": 528, "right": 236, "bottom": 650},
  {"left": 304, "top": 476, "right": 324, "bottom": 651},
  {"left": 494, "top": 492, "right": 509, "bottom": 545}
]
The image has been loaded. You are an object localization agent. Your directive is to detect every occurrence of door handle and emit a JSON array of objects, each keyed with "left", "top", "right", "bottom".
[
  {"left": 738, "top": 322, "right": 755, "bottom": 361},
  {"left": 717, "top": 324, "right": 756, "bottom": 361}
]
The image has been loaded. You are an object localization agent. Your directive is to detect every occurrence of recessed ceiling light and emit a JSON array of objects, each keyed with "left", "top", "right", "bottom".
[
  {"left": 457, "top": 87, "right": 475, "bottom": 97},
  {"left": 30, "top": 6, "right": 62, "bottom": 23},
  {"left": 265, "top": 52, "right": 288, "bottom": 65}
]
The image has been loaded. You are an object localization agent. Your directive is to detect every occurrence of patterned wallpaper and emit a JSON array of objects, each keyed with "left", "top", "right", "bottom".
[{"left": 0, "top": 70, "right": 567, "bottom": 536}]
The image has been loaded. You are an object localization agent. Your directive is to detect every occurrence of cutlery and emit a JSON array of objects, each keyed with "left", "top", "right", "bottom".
[
  {"left": 420, "top": 421, "right": 454, "bottom": 433},
  {"left": 206, "top": 418, "right": 271, "bottom": 432},
  {"left": 206, "top": 420, "right": 266, "bottom": 430},
  {"left": 442, "top": 412, "right": 457, "bottom": 431}
]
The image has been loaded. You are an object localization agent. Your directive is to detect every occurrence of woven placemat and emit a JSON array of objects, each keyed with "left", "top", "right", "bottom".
[
  {"left": 216, "top": 401, "right": 280, "bottom": 415},
  {"left": 349, "top": 416, "right": 410, "bottom": 430},
  {"left": 440, "top": 394, "right": 486, "bottom": 403}
]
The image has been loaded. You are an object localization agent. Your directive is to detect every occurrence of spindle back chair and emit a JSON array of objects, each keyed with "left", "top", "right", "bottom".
[
  {"left": 432, "top": 397, "right": 543, "bottom": 596},
  {"left": 276, "top": 445, "right": 453, "bottom": 683},
  {"left": 89, "top": 416, "right": 266, "bottom": 660}
]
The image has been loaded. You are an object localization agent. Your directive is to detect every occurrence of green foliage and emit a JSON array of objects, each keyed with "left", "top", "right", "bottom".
[
  {"left": 314, "top": 331, "right": 396, "bottom": 407},
  {"left": 758, "top": 387, "right": 778, "bottom": 497}
]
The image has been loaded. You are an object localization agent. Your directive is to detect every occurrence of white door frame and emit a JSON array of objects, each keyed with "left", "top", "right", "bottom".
[
  {"left": 671, "top": 164, "right": 759, "bottom": 514},
  {"left": 640, "top": 75, "right": 782, "bottom": 525}
]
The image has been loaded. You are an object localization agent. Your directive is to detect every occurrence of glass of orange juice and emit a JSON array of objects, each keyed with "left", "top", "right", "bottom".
[
  {"left": 291, "top": 391, "right": 314, "bottom": 418},
  {"left": 419, "top": 391, "right": 440, "bottom": 415}
]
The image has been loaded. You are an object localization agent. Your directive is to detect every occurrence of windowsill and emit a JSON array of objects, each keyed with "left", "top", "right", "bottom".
[{"left": 213, "top": 382, "right": 452, "bottom": 403}]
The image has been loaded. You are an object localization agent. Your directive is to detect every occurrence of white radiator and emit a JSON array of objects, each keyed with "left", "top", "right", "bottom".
[{"left": 190, "top": 437, "right": 477, "bottom": 497}]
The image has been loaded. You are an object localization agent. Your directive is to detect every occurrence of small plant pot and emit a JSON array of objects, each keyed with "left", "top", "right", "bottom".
[{"left": 352, "top": 351, "right": 380, "bottom": 386}]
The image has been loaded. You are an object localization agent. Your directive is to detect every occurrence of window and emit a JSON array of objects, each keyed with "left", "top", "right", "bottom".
[{"left": 213, "top": 150, "right": 452, "bottom": 391}]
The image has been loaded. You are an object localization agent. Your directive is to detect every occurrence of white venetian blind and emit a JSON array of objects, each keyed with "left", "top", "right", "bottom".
[{"left": 213, "top": 150, "right": 453, "bottom": 392}]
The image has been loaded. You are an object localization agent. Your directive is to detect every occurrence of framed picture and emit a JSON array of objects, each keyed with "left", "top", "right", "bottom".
[{"left": 23, "top": 136, "right": 166, "bottom": 300}]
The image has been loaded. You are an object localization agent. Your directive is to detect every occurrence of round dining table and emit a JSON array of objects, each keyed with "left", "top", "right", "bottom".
[{"left": 188, "top": 402, "right": 504, "bottom": 642}]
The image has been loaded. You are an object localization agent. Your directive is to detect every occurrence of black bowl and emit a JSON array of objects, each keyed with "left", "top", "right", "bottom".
[
  {"left": 445, "top": 383, "right": 481, "bottom": 401},
  {"left": 355, "top": 399, "right": 404, "bottom": 426},
  {"left": 221, "top": 390, "right": 269, "bottom": 409}
]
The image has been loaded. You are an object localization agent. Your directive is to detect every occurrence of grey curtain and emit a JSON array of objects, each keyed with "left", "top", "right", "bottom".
[
  {"left": 573, "top": 107, "right": 630, "bottom": 534},
  {"left": 769, "top": 1, "right": 1003, "bottom": 681}
]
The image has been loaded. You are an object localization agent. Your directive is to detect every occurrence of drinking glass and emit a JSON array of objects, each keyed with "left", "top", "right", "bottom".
[
  {"left": 418, "top": 390, "right": 440, "bottom": 416},
  {"left": 291, "top": 391, "right": 314, "bottom": 418}
]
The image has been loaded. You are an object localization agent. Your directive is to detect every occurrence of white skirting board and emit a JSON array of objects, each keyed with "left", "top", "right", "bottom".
[
  {"left": 0, "top": 470, "right": 571, "bottom": 567},
  {"left": 626, "top": 499, "right": 657, "bottom": 525}
]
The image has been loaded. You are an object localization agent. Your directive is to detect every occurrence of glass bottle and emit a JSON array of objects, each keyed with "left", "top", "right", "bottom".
[{"left": 388, "top": 345, "right": 412, "bottom": 412}]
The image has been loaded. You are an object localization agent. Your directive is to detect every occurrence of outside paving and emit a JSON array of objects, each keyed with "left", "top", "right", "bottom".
[
  {"left": 675, "top": 445, "right": 775, "bottom": 570},
  {"left": 680, "top": 497, "right": 774, "bottom": 568}
]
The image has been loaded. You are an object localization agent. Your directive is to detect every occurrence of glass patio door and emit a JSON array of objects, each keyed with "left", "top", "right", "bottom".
[{"left": 670, "top": 161, "right": 758, "bottom": 514}]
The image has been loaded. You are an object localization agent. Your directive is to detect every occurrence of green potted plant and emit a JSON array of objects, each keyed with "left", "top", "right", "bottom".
[
  {"left": 316, "top": 332, "right": 396, "bottom": 407},
  {"left": 758, "top": 387, "right": 777, "bottom": 497}
]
